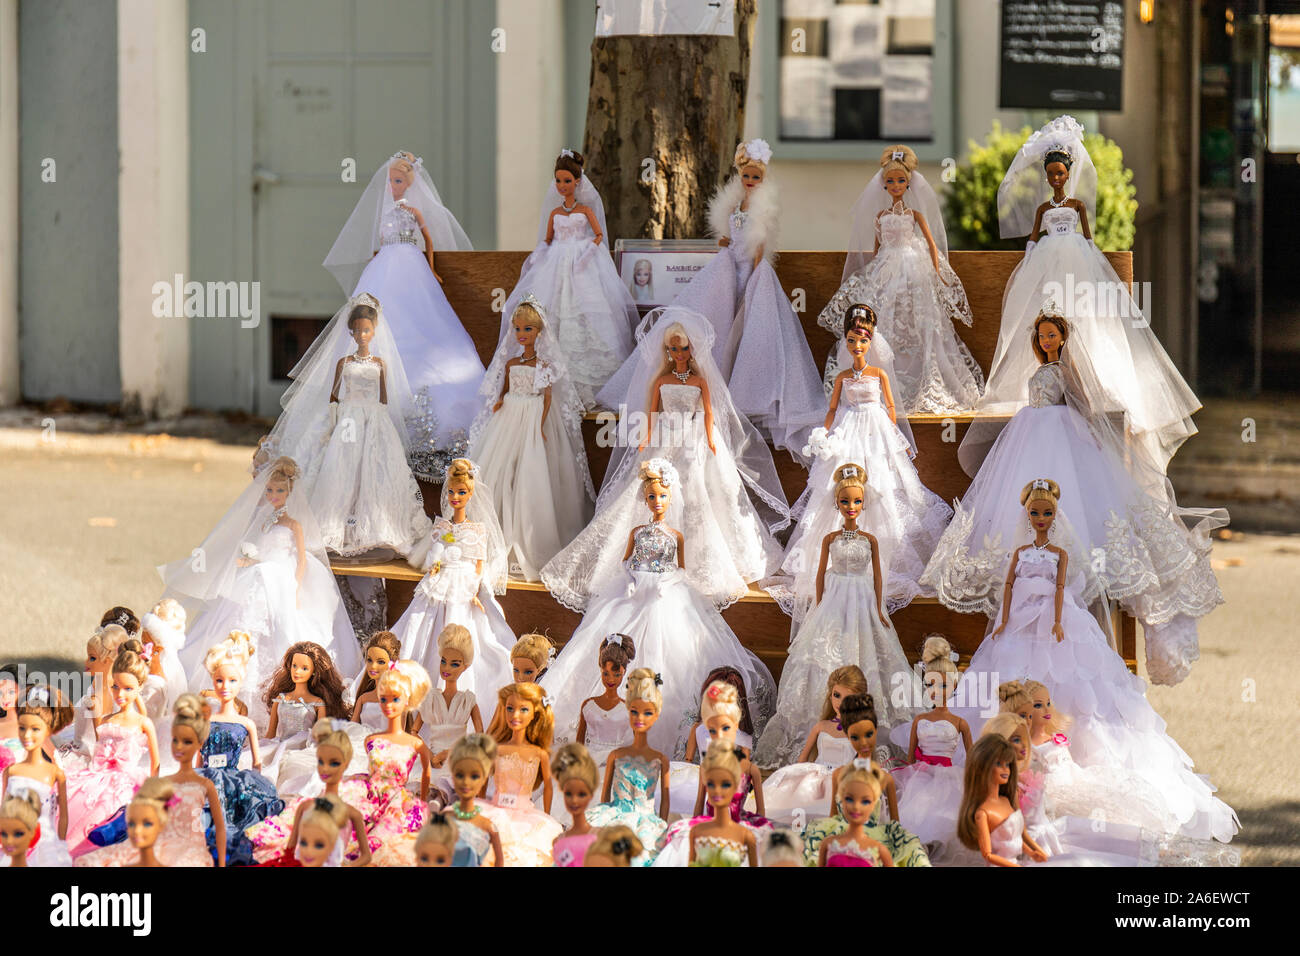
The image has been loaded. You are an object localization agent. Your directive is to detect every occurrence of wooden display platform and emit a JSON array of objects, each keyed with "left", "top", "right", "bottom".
[{"left": 334, "top": 249, "right": 1141, "bottom": 680}]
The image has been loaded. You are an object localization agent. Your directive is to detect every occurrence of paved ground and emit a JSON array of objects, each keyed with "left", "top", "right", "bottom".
[{"left": 1, "top": 414, "right": 1295, "bottom": 865}]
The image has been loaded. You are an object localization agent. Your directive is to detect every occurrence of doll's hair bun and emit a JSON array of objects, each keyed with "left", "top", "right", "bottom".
[
  {"left": 837, "top": 693, "right": 877, "bottom": 732},
  {"left": 205, "top": 631, "right": 255, "bottom": 679},
  {"left": 450, "top": 733, "right": 497, "bottom": 782},
  {"left": 267, "top": 456, "right": 300, "bottom": 486},
  {"left": 589, "top": 824, "right": 643, "bottom": 866},
  {"left": 1019, "top": 478, "right": 1061, "bottom": 508},
  {"left": 700, "top": 679, "right": 742, "bottom": 726},
  {"left": 416, "top": 815, "right": 459, "bottom": 854},
  {"left": 625, "top": 667, "right": 663, "bottom": 709},
  {"left": 833, "top": 462, "right": 868, "bottom": 501},
  {"left": 172, "top": 692, "right": 210, "bottom": 743},
  {"left": 1043, "top": 146, "right": 1074, "bottom": 171},
  {"left": 921, "top": 634, "right": 959, "bottom": 678},
  {"left": 837, "top": 760, "right": 887, "bottom": 805},
  {"left": 733, "top": 138, "right": 773, "bottom": 171},
  {"left": 879, "top": 145, "right": 918, "bottom": 174},
  {"left": 112, "top": 639, "right": 150, "bottom": 684},
  {"left": 598, "top": 633, "right": 635, "bottom": 669},
  {"left": 16, "top": 683, "right": 74, "bottom": 735},
  {"left": 761, "top": 828, "right": 804, "bottom": 867},
  {"left": 555, "top": 149, "right": 585, "bottom": 179},
  {"left": 0, "top": 789, "right": 43, "bottom": 831},
  {"left": 310, "top": 717, "right": 354, "bottom": 767},
  {"left": 510, "top": 633, "right": 554, "bottom": 672},
  {"left": 348, "top": 298, "right": 380, "bottom": 328},
  {"left": 552, "top": 742, "right": 600, "bottom": 792},
  {"left": 131, "top": 776, "right": 177, "bottom": 823},
  {"left": 997, "top": 679, "right": 1032, "bottom": 714},
  {"left": 446, "top": 458, "right": 477, "bottom": 489},
  {"left": 437, "top": 623, "right": 475, "bottom": 666},
  {"left": 844, "top": 302, "right": 878, "bottom": 335},
  {"left": 700, "top": 740, "right": 743, "bottom": 780},
  {"left": 100, "top": 606, "right": 141, "bottom": 636}
]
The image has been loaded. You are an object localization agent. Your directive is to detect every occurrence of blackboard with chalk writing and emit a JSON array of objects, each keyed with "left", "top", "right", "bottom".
[{"left": 999, "top": 0, "right": 1125, "bottom": 111}]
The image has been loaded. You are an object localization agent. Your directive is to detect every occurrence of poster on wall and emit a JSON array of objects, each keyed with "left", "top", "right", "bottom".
[
  {"left": 999, "top": 0, "right": 1125, "bottom": 111},
  {"left": 594, "top": 0, "right": 737, "bottom": 37},
  {"left": 614, "top": 240, "right": 720, "bottom": 309}
]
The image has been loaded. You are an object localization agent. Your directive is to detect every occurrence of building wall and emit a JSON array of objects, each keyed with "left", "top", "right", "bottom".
[{"left": 19, "top": 0, "right": 120, "bottom": 403}]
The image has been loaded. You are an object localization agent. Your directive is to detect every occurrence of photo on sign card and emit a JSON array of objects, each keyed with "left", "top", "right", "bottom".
[{"left": 615, "top": 240, "right": 720, "bottom": 309}]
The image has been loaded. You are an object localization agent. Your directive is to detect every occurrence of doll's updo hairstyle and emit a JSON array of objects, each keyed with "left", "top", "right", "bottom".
[
  {"left": 264, "top": 641, "right": 346, "bottom": 716},
  {"left": 920, "top": 634, "right": 959, "bottom": 681},
  {"left": 310, "top": 717, "right": 354, "bottom": 768},
  {"left": 761, "top": 828, "right": 804, "bottom": 867},
  {"left": 347, "top": 299, "right": 379, "bottom": 330},
  {"left": 172, "top": 693, "right": 210, "bottom": 744},
  {"left": 437, "top": 623, "right": 475, "bottom": 666},
  {"left": 843, "top": 302, "right": 878, "bottom": 338},
  {"left": 625, "top": 667, "right": 663, "bottom": 710},
  {"left": 733, "top": 140, "right": 770, "bottom": 173},
  {"left": 820, "top": 665, "right": 869, "bottom": 721},
  {"left": 554, "top": 149, "right": 585, "bottom": 180},
  {"left": 552, "top": 742, "right": 600, "bottom": 793},
  {"left": 1043, "top": 146, "right": 1074, "bottom": 171},
  {"left": 1020, "top": 478, "right": 1061, "bottom": 511},
  {"left": 112, "top": 639, "right": 151, "bottom": 686},
  {"left": 833, "top": 462, "right": 868, "bottom": 501},
  {"left": 588, "top": 825, "right": 643, "bottom": 866},
  {"left": 699, "top": 680, "right": 743, "bottom": 729},
  {"left": 598, "top": 633, "right": 635, "bottom": 671},
  {"left": 998, "top": 680, "right": 1033, "bottom": 716},
  {"left": 697, "top": 666, "right": 754, "bottom": 737},
  {"left": 88, "top": 624, "right": 129, "bottom": 664},
  {"left": 416, "top": 813, "right": 459, "bottom": 855},
  {"left": 838, "top": 693, "right": 878, "bottom": 735},
  {"left": 130, "top": 776, "right": 177, "bottom": 826},
  {"left": 204, "top": 631, "right": 255, "bottom": 680},
  {"left": 510, "top": 633, "right": 554, "bottom": 675},
  {"left": 15, "top": 684, "right": 74, "bottom": 735},
  {"left": 445, "top": 458, "right": 476, "bottom": 494},
  {"left": 879, "top": 145, "right": 918, "bottom": 179},
  {"left": 637, "top": 458, "right": 677, "bottom": 499},
  {"left": 1030, "top": 309, "right": 1070, "bottom": 364},
  {"left": 450, "top": 732, "right": 497, "bottom": 781},
  {"left": 298, "top": 794, "right": 350, "bottom": 850},
  {"left": 266, "top": 456, "right": 300, "bottom": 490},
  {"left": 957, "top": 735, "right": 1020, "bottom": 851},
  {"left": 836, "top": 761, "right": 887, "bottom": 805},
  {"left": 375, "top": 660, "right": 431, "bottom": 713},
  {"left": 700, "top": 740, "right": 743, "bottom": 782},
  {"left": 0, "top": 789, "right": 41, "bottom": 832},
  {"left": 100, "top": 606, "right": 141, "bottom": 636}
]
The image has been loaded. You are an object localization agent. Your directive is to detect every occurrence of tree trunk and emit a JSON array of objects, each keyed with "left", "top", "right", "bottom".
[{"left": 583, "top": 1, "right": 757, "bottom": 241}]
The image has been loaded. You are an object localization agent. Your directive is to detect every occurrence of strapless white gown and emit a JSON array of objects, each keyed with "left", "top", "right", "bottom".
[
  {"left": 1, "top": 776, "right": 72, "bottom": 867},
  {"left": 894, "top": 719, "right": 966, "bottom": 853},
  {"left": 760, "top": 732, "right": 857, "bottom": 826}
]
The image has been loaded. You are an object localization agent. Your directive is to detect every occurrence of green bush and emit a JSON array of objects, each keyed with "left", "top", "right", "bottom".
[{"left": 943, "top": 121, "right": 1138, "bottom": 251}]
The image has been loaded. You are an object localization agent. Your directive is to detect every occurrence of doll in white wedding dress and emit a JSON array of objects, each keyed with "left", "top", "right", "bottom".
[
  {"left": 818, "top": 145, "right": 983, "bottom": 414},
  {"left": 322, "top": 151, "right": 483, "bottom": 480}
]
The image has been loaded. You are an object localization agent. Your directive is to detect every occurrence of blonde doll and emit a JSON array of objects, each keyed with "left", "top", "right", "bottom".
[
  {"left": 54, "top": 624, "right": 130, "bottom": 771},
  {"left": 3, "top": 685, "right": 73, "bottom": 866},
  {"left": 510, "top": 632, "right": 554, "bottom": 684},
  {"left": 687, "top": 743, "right": 758, "bottom": 867},
  {"left": 551, "top": 742, "right": 600, "bottom": 867},
  {"left": 819, "top": 762, "right": 895, "bottom": 867},
  {"left": 479, "top": 682, "right": 561, "bottom": 865},
  {"left": 0, "top": 789, "right": 41, "bottom": 867},
  {"left": 760, "top": 828, "right": 805, "bottom": 867},
  {"left": 415, "top": 813, "right": 461, "bottom": 867},
  {"left": 289, "top": 794, "right": 353, "bottom": 867},
  {"left": 120, "top": 777, "right": 179, "bottom": 867},
  {"left": 138, "top": 598, "right": 188, "bottom": 721},
  {"left": 574, "top": 633, "right": 635, "bottom": 788},
  {"left": 583, "top": 824, "right": 644, "bottom": 867},
  {"left": 427, "top": 624, "right": 485, "bottom": 770},
  {"left": 447, "top": 732, "right": 503, "bottom": 867},
  {"left": 628, "top": 258, "right": 654, "bottom": 303},
  {"left": 957, "top": 734, "right": 1048, "bottom": 867},
  {"left": 65, "top": 641, "right": 160, "bottom": 855}
]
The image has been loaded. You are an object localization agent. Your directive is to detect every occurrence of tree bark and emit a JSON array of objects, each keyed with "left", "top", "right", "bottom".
[{"left": 583, "top": 0, "right": 757, "bottom": 242}]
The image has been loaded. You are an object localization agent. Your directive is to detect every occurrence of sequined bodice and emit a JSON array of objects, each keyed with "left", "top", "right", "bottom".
[
  {"left": 553, "top": 211, "right": 593, "bottom": 243},
  {"left": 629, "top": 523, "right": 678, "bottom": 573},
  {"left": 827, "top": 534, "right": 874, "bottom": 577},
  {"left": 339, "top": 357, "right": 382, "bottom": 405},
  {"left": 272, "top": 696, "right": 319, "bottom": 739},
  {"left": 582, "top": 699, "right": 630, "bottom": 749},
  {"left": 493, "top": 751, "right": 540, "bottom": 809},
  {"left": 728, "top": 207, "right": 750, "bottom": 244},
  {"left": 988, "top": 808, "right": 1025, "bottom": 861},
  {"left": 842, "top": 374, "right": 883, "bottom": 407},
  {"left": 608, "top": 754, "right": 661, "bottom": 808},
  {"left": 430, "top": 517, "right": 487, "bottom": 565},
  {"left": 379, "top": 202, "right": 421, "bottom": 246},
  {"left": 364, "top": 738, "right": 419, "bottom": 794},
  {"left": 660, "top": 383, "right": 703, "bottom": 416},
  {"left": 202, "top": 721, "right": 249, "bottom": 767},
  {"left": 507, "top": 364, "right": 542, "bottom": 396},
  {"left": 1041, "top": 206, "right": 1080, "bottom": 237},
  {"left": 693, "top": 836, "right": 746, "bottom": 866},
  {"left": 814, "top": 733, "right": 856, "bottom": 767},
  {"left": 1027, "top": 362, "right": 1066, "bottom": 408},
  {"left": 878, "top": 210, "right": 916, "bottom": 247},
  {"left": 1016, "top": 546, "right": 1061, "bottom": 582},
  {"left": 915, "top": 719, "right": 960, "bottom": 760}
]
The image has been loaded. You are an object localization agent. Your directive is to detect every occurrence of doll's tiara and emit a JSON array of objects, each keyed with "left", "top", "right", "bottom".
[
  {"left": 352, "top": 292, "right": 381, "bottom": 310},
  {"left": 388, "top": 150, "right": 423, "bottom": 168},
  {"left": 1031, "top": 478, "right": 1051, "bottom": 490},
  {"left": 517, "top": 293, "right": 548, "bottom": 322},
  {"left": 891, "top": 150, "right": 905, "bottom": 161},
  {"left": 560, "top": 148, "right": 575, "bottom": 159},
  {"left": 851, "top": 757, "right": 872, "bottom": 770},
  {"left": 1037, "top": 297, "right": 1065, "bottom": 321}
]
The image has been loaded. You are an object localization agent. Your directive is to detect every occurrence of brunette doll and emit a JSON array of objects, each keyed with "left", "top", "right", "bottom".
[
  {"left": 478, "top": 681, "right": 561, "bottom": 866},
  {"left": 260, "top": 641, "right": 347, "bottom": 785},
  {"left": 818, "top": 761, "right": 895, "bottom": 866},
  {"left": 686, "top": 743, "right": 758, "bottom": 867},
  {"left": 551, "top": 742, "right": 600, "bottom": 867},
  {"left": 956, "top": 734, "right": 1048, "bottom": 867},
  {"left": 348, "top": 631, "right": 404, "bottom": 733},
  {"left": 2, "top": 685, "right": 73, "bottom": 866},
  {"left": 574, "top": 634, "right": 634, "bottom": 788},
  {"left": 447, "top": 732, "right": 503, "bottom": 867},
  {"left": 582, "top": 824, "right": 644, "bottom": 867}
]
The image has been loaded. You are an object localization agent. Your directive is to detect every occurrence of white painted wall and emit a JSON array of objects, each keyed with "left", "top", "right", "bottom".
[{"left": 0, "top": 0, "right": 18, "bottom": 405}]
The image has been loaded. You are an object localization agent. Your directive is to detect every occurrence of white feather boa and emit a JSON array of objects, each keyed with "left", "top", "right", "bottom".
[{"left": 707, "top": 175, "right": 780, "bottom": 266}]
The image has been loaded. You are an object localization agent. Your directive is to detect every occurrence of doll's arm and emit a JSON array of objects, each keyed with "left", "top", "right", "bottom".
[
  {"left": 684, "top": 721, "right": 701, "bottom": 762},
  {"left": 746, "top": 828, "right": 759, "bottom": 866},
  {"left": 817, "top": 837, "right": 830, "bottom": 867},
  {"left": 346, "top": 806, "right": 372, "bottom": 866},
  {"left": 245, "top": 717, "right": 263, "bottom": 770},
  {"left": 638, "top": 380, "right": 663, "bottom": 451},
  {"left": 878, "top": 842, "right": 895, "bottom": 867},
  {"left": 583, "top": 206, "right": 603, "bottom": 245},
  {"left": 545, "top": 207, "right": 558, "bottom": 244},
  {"left": 418, "top": 742, "right": 432, "bottom": 802},
  {"left": 659, "top": 753, "right": 671, "bottom": 822},
  {"left": 1029, "top": 203, "right": 1047, "bottom": 243},
  {"left": 959, "top": 718, "right": 973, "bottom": 757},
  {"left": 56, "top": 772, "right": 69, "bottom": 839},
  {"left": 330, "top": 357, "right": 345, "bottom": 404},
  {"left": 884, "top": 773, "right": 899, "bottom": 822},
  {"left": 1022, "top": 829, "right": 1049, "bottom": 863},
  {"left": 265, "top": 699, "right": 280, "bottom": 740},
  {"left": 314, "top": 701, "right": 327, "bottom": 723},
  {"left": 492, "top": 360, "right": 513, "bottom": 413},
  {"left": 699, "top": 378, "right": 717, "bottom": 454},
  {"left": 540, "top": 384, "right": 552, "bottom": 439},
  {"left": 867, "top": 533, "right": 889, "bottom": 627},
  {"left": 873, "top": 210, "right": 884, "bottom": 255},
  {"left": 674, "top": 529, "right": 686, "bottom": 569},
  {"left": 976, "top": 809, "right": 1019, "bottom": 866},
  {"left": 991, "top": 550, "right": 1021, "bottom": 637},
  {"left": 913, "top": 209, "right": 942, "bottom": 273},
  {"left": 1052, "top": 550, "right": 1068, "bottom": 641},
  {"left": 601, "top": 752, "right": 617, "bottom": 803},
  {"left": 749, "top": 762, "right": 765, "bottom": 817},
  {"left": 539, "top": 748, "right": 553, "bottom": 814},
  {"left": 143, "top": 718, "right": 160, "bottom": 776},
  {"left": 349, "top": 693, "right": 362, "bottom": 723},
  {"left": 796, "top": 725, "right": 821, "bottom": 764},
  {"left": 285, "top": 800, "right": 308, "bottom": 863},
  {"left": 814, "top": 532, "right": 834, "bottom": 605},
  {"left": 377, "top": 357, "right": 388, "bottom": 404},
  {"left": 829, "top": 766, "right": 842, "bottom": 816},
  {"left": 825, "top": 374, "right": 843, "bottom": 430},
  {"left": 905, "top": 718, "right": 919, "bottom": 766},
  {"left": 488, "top": 823, "right": 505, "bottom": 867},
  {"left": 692, "top": 775, "right": 706, "bottom": 817},
  {"left": 202, "top": 778, "right": 227, "bottom": 866},
  {"left": 877, "top": 369, "right": 898, "bottom": 424},
  {"left": 1076, "top": 201, "right": 1092, "bottom": 241},
  {"left": 470, "top": 704, "right": 483, "bottom": 734},
  {"left": 289, "top": 518, "right": 307, "bottom": 590}
]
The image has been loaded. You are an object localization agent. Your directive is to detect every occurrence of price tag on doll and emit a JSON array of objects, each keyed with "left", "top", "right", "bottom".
[
  {"left": 207, "top": 754, "right": 228, "bottom": 769},
  {"left": 496, "top": 792, "right": 517, "bottom": 809}
]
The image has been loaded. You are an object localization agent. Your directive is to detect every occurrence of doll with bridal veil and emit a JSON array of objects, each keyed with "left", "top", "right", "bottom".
[
  {"left": 921, "top": 307, "right": 1225, "bottom": 685},
  {"left": 262, "top": 293, "right": 432, "bottom": 563},
  {"left": 501, "top": 150, "right": 637, "bottom": 409},
  {"left": 467, "top": 293, "right": 594, "bottom": 581},
  {"left": 985, "top": 115, "right": 1200, "bottom": 471},
  {"left": 322, "top": 151, "right": 484, "bottom": 480},
  {"left": 546, "top": 306, "right": 788, "bottom": 612},
  {"left": 668, "top": 138, "right": 826, "bottom": 459},
  {"left": 165, "top": 457, "right": 362, "bottom": 730},
  {"left": 389, "top": 458, "right": 515, "bottom": 704},
  {"left": 817, "top": 145, "right": 984, "bottom": 414}
]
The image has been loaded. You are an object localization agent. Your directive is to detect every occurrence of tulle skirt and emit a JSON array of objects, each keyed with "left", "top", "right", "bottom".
[
  {"left": 759, "top": 762, "right": 838, "bottom": 827},
  {"left": 477, "top": 801, "right": 562, "bottom": 867},
  {"left": 469, "top": 390, "right": 593, "bottom": 581},
  {"left": 201, "top": 766, "right": 285, "bottom": 865},
  {"left": 351, "top": 243, "right": 485, "bottom": 463},
  {"left": 585, "top": 797, "right": 667, "bottom": 867},
  {"left": 893, "top": 760, "right": 965, "bottom": 852},
  {"left": 65, "top": 766, "right": 149, "bottom": 857},
  {"left": 542, "top": 568, "right": 776, "bottom": 759}
]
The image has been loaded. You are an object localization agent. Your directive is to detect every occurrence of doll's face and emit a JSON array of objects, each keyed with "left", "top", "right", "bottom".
[
  {"left": 0, "top": 678, "right": 17, "bottom": 712},
  {"left": 290, "top": 653, "right": 314, "bottom": 686},
  {"left": 599, "top": 659, "right": 625, "bottom": 691},
  {"left": 883, "top": 169, "right": 909, "bottom": 198},
  {"left": 85, "top": 642, "right": 108, "bottom": 675},
  {"left": 0, "top": 816, "right": 34, "bottom": 856},
  {"left": 111, "top": 672, "right": 141, "bottom": 711},
  {"left": 512, "top": 657, "right": 542, "bottom": 684},
  {"left": 445, "top": 481, "right": 473, "bottom": 511},
  {"left": 665, "top": 334, "right": 692, "bottom": 366},
  {"left": 846, "top": 718, "right": 877, "bottom": 756},
  {"left": 554, "top": 168, "right": 577, "bottom": 199},
  {"left": 845, "top": 325, "right": 874, "bottom": 356},
  {"left": 643, "top": 480, "right": 671, "bottom": 519},
  {"left": 316, "top": 743, "right": 347, "bottom": 784},
  {"left": 628, "top": 698, "right": 659, "bottom": 733},
  {"left": 562, "top": 776, "right": 594, "bottom": 816},
  {"left": 452, "top": 757, "right": 488, "bottom": 800},
  {"left": 704, "top": 767, "right": 738, "bottom": 808},
  {"left": 829, "top": 684, "right": 854, "bottom": 718},
  {"left": 126, "top": 804, "right": 162, "bottom": 850},
  {"left": 296, "top": 821, "right": 334, "bottom": 867},
  {"left": 740, "top": 164, "right": 765, "bottom": 189},
  {"left": 503, "top": 693, "right": 534, "bottom": 732},
  {"left": 704, "top": 713, "right": 739, "bottom": 747},
  {"left": 991, "top": 756, "right": 1013, "bottom": 788},
  {"left": 171, "top": 724, "right": 201, "bottom": 763},
  {"left": 16, "top": 714, "right": 49, "bottom": 752},
  {"left": 633, "top": 262, "right": 651, "bottom": 287},
  {"left": 264, "top": 479, "right": 290, "bottom": 510},
  {"left": 364, "top": 646, "right": 392, "bottom": 680},
  {"left": 416, "top": 839, "right": 454, "bottom": 867},
  {"left": 212, "top": 664, "right": 241, "bottom": 703},
  {"left": 840, "top": 780, "right": 879, "bottom": 824},
  {"left": 388, "top": 164, "right": 411, "bottom": 201},
  {"left": 1006, "top": 728, "right": 1030, "bottom": 765},
  {"left": 837, "top": 485, "right": 865, "bottom": 522},
  {"left": 511, "top": 311, "right": 540, "bottom": 350},
  {"left": 1026, "top": 498, "right": 1057, "bottom": 536},
  {"left": 1037, "top": 320, "right": 1064, "bottom": 360},
  {"left": 1044, "top": 161, "right": 1070, "bottom": 191},
  {"left": 349, "top": 317, "right": 375, "bottom": 351},
  {"left": 378, "top": 685, "right": 408, "bottom": 720},
  {"left": 922, "top": 670, "right": 956, "bottom": 708},
  {"left": 439, "top": 649, "right": 469, "bottom": 683},
  {"left": 1028, "top": 688, "right": 1054, "bottom": 733}
]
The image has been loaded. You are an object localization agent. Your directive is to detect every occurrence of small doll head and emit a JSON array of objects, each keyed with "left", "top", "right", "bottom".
[
  {"left": 1020, "top": 478, "right": 1061, "bottom": 538},
  {"left": 0, "top": 665, "right": 18, "bottom": 717},
  {"left": 437, "top": 624, "right": 475, "bottom": 685},
  {"left": 1031, "top": 308, "right": 1069, "bottom": 364},
  {"left": 837, "top": 760, "right": 886, "bottom": 825},
  {"left": 111, "top": 639, "right": 151, "bottom": 713},
  {"left": 376, "top": 660, "right": 432, "bottom": 723},
  {"left": 700, "top": 680, "right": 745, "bottom": 749},
  {"left": 1022, "top": 679, "right": 1070, "bottom": 738},
  {"left": 511, "top": 299, "right": 545, "bottom": 351},
  {"left": 360, "top": 631, "right": 403, "bottom": 696},
  {"left": 510, "top": 633, "right": 554, "bottom": 684},
  {"left": 761, "top": 828, "right": 804, "bottom": 867},
  {"left": 843, "top": 302, "right": 877, "bottom": 345},
  {"left": 170, "top": 693, "right": 210, "bottom": 763},
  {"left": 415, "top": 813, "right": 459, "bottom": 867},
  {"left": 100, "top": 606, "right": 141, "bottom": 637},
  {"left": 251, "top": 434, "right": 273, "bottom": 473},
  {"left": 658, "top": 322, "right": 695, "bottom": 379},
  {"left": 15, "top": 684, "right": 74, "bottom": 749},
  {"left": 920, "top": 634, "right": 959, "bottom": 708},
  {"left": 957, "top": 735, "right": 1020, "bottom": 851},
  {"left": 87, "top": 624, "right": 129, "bottom": 674},
  {"left": 698, "top": 666, "right": 755, "bottom": 737},
  {"left": 632, "top": 259, "right": 652, "bottom": 289},
  {"left": 0, "top": 790, "right": 42, "bottom": 861},
  {"left": 998, "top": 680, "right": 1033, "bottom": 723},
  {"left": 264, "top": 456, "right": 299, "bottom": 509},
  {"left": 554, "top": 149, "right": 585, "bottom": 195},
  {"left": 980, "top": 712, "right": 1032, "bottom": 772},
  {"left": 450, "top": 732, "right": 497, "bottom": 802},
  {"left": 733, "top": 137, "right": 772, "bottom": 187},
  {"left": 141, "top": 599, "right": 186, "bottom": 668},
  {"left": 553, "top": 742, "right": 600, "bottom": 819},
  {"left": 820, "top": 664, "right": 870, "bottom": 723},
  {"left": 296, "top": 794, "right": 350, "bottom": 867},
  {"left": 311, "top": 718, "right": 353, "bottom": 786},
  {"left": 388, "top": 151, "right": 417, "bottom": 200},
  {"left": 347, "top": 300, "right": 379, "bottom": 351},
  {"left": 625, "top": 668, "right": 663, "bottom": 735},
  {"left": 638, "top": 458, "right": 676, "bottom": 520},
  {"left": 879, "top": 145, "right": 918, "bottom": 196},
  {"left": 204, "top": 631, "right": 255, "bottom": 706},
  {"left": 264, "top": 641, "right": 346, "bottom": 716},
  {"left": 838, "top": 693, "right": 878, "bottom": 757},
  {"left": 598, "top": 633, "right": 635, "bottom": 692},
  {"left": 127, "top": 777, "right": 176, "bottom": 851},
  {"left": 444, "top": 458, "right": 476, "bottom": 512},
  {"left": 833, "top": 463, "right": 868, "bottom": 523},
  {"left": 584, "top": 824, "right": 643, "bottom": 867},
  {"left": 700, "top": 740, "right": 744, "bottom": 812},
  {"left": 1042, "top": 144, "right": 1073, "bottom": 190},
  {"left": 488, "top": 682, "right": 554, "bottom": 753}
]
